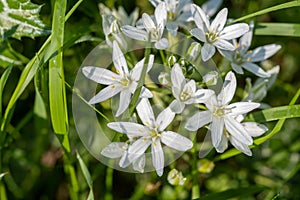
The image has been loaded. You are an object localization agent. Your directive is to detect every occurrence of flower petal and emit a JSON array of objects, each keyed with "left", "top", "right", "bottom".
[
  {"left": 221, "top": 23, "right": 249, "bottom": 40},
  {"left": 142, "top": 13, "right": 156, "bottom": 31},
  {"left": 210, "top": 8, "right": 227, "bottom": 32},
  {"left": 190, "top": 28, "right": 206, "bottom": 42},
  {"left": 241, "top": 62, "right": 270, "bottom": 78},
  {"left": 192, "top": 4, "right": 210, "bottom": 31},
  {"left": 211, "top": 116, "right": 225, "bottom": 147},
  {"left": 185, "top": 110, "right": 212, "bottom": 131},
  {"left": 121, "top": 25, "right": 148, "bottom": 41},
  {"left": 193, "top": 89, "right": 215, "bottom": 103},
  {"left": 161, "top": 131, "right": 193, "bottom": 151},
  {"left": 89, "top": 84, "right": 122, "bottom": 104},
  {"left": 242, "top": 122, "right": 268, "bottom": 137},
  {"left": 128, "top": 137, "right": 152, "bottom": 162},
  {"left": 116, "top": 90, "right": 132, "bottom": 116},
  {"left": 218, "top": 49, "right": 234, "bottom": 61},
  {"left": 156, "top": 107, "right": 175, "bottom": 131},
  {"left": 113, "top": 41, "right": 128, "bottom": 75},
  {"left": 119, "top": 150, "right": 131, "bottom": 168},
  {"left": 140, "top": 87, "right": 153, "bottom": 98},
  {"left": 229, "top": 136, "right": 252, "bottom": 156},
  {"left": 155, "top": 2, "right": 167, "bottom": 30},
  {"left": 131, "top": 54, "right": 155, "bottom": 81},
  {"left": 82, "top": 67, "right": 119, "bottom": 85},
  {"left": 137, "top": 98, "right": 156, "bottom": 127},
  {"left": 202, "top": 0, "right": 223, "bottom": 17},
  {"left": 169, "top": 99, "right": 185, "bottom": 113},
  {"left": 238, "top": 30, "right": 253, "bottom": 54},
  {"left": 155, "top": 38, "right": 169, "bottom": 49},
  {"left": 231, "top": 63, "right": 244, "bottom": 74},
  {"left": 201, "top": 43, "right": 216, "bottom": 62},
  {"left": 217, "top": 71, "right": 236, "bottom": 105},
  {"left": 133, "top": 154, "right": 146, "bottom": 173},
  {"left": 171, "top": 63, "right": 186, "bottom": 90},
  {"left": 225, "top": 116, "right": 253, "bottom": 145},
  {"left": 151, "top": 139, "right": 164, "bottom": 176},
  {"left": 246, "top": 44, "right": 282, "bottom": 62},
  {"left": 214, "top": 39, "right": 235, "bottom": 51},
  {"left": 107, "top": 122, "right": 148, "bottom": 137},
  {"left": 227, "top": 102, "right": 260, "bottom": 116},
  {"left": 101, "top": 142, "right": 126, "bottom": 158},
  {"left": 215, "top": 133, "right": 228, "bottom": 153}
]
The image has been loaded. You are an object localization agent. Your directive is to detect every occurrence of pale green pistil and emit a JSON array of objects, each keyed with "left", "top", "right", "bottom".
[
  {"left": 120, "top": 77, "right": 130, "bottom": 86},
  {"left": 215, "top": 108, "right": 225, "bottom": 116},
  {"left": 233, "top": 51, "right": 244, "bottom": 64},
  {"left": 206, "top": 30, "right": 219, "bottom": 43},
  {"left": 180, "top": 91, "right": 191, "bottom": 101}
]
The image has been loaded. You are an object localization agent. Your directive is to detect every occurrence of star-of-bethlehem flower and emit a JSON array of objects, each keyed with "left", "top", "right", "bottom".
[
  {"left": 107, "top": 98, "right": 193, "bottom": 176},
  {"left": 190, "top": 5, "right": 249, "bottom": 62},
  {"left": 219, "top": 23, "right": 281, "bottom": 78},
  {"left": 101, "top": 142, "right": 145, "bottom": 173},
  {"left": 169, "top": 63, "right": 214, "bottom": 113},
  {"left": 121, "top": 2, "right": 169, "bottom": 49},
  {"left": 82, "top": 41, "right": 154, "bottom": 117},
  {"left": 185, "top": 71, "right": 267, "bottom": 155}
]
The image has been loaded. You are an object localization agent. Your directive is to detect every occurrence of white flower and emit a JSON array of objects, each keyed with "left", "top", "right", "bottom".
[
  {"left": 82, "top": 41, "right": 154, "bottom": 116},
  {"left": 101, "top": 142, "right": 145, "bottom": 172},
  {"left": 121, "top": 2, "right": 169, "bottom": 49},
  {"left": 219, "top": 23, "right": 281, "bottom": 77},
  {"left": 186, "top": 71, "right": 261, "bottom": 154},
  {"left": 169, "top": 64, "right": 214, "bottom": 113},
  {"left": 190, "top": 5, "right": 249, "bottom": 61},
  {"left": 107, "top": 98, "right": 193, "bottom": 176}
]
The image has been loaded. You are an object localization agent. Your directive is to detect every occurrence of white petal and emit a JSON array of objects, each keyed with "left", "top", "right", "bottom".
[
  {"left": 224, "top": 116, "right": 253, "bottom": 145},
  {"left": 155, "top": 38, "right": 169, "bottom": 49},
  {"left": 149, "top": 0, "right": 160, "bottom": 7},
  {"left": 142, "top": 13, "right": 156, "bottom": 31},
  {"left": 192, "top": 4, "right": 210, "bottom": 30},
  {"left": 82, "top": 67, "right": 119, "bottom": 85},
  {"left": 242, "top": 122, "right": 268, "bottom": 137},
  {"left": 130, "top": 54, "right": 155, "bottom": 81},
  {"left": 218, "top": 49, "right": 234, "bottom": 61},
  {"left": 227, "top": 102, "right": 260, "bottom": 116},
  {"left": 217, "top": 71, "right": 236, "bottom": 105},
  {"left": 190, "top": 28, "right": 206, "bottom": 42},
  {"left": 201, "top": 43, "right": 216, "bottom": 62},
  {"left": 171, "top": 64, "right": 186, "bottom": 90},
  {"left": 214, "top": 39, "right": 235, "bottom": 51},
  {"left": 133, "top": 154, "right": 146, "bottom": 173},
  {"left": 169, "top": 99, "right": 185, "bottom": 113},
  {"left": 221, "top": 23, "right": 249, "bottom": 40},
  {"left": 89, "top": 84, "right": 122, "bottom": 104},
  {"left": 211, "top": 116, "right": 225, "bottom": 147},
  {"left": 241, "top": 62, "right": 270, "bottom": 78},
  {"left": 113, "top": 41, "right": 128, "bottom": 75},
  {"left": 239, "top": 31, "right": 253, "bottom": 54},
  {"left": 210, "top": 8, "right": 227, "bottom": 32},
  {"left": 137, "top": 98, "right": 156, "bottom": 127},
  {"left": 247, "top": 44, "right": 282, "bottom": 62},
  {"left": 161, "top": 131, "right": 193, "bottom": 151},
  {"left": 193, "top": 89, "right": 215, "bottom": 103},
  {"left": 121, "top": 25, "right": 148, "bottom": 41},
  {"left": 166, "top": 22, "right": 178, "bottom": 36},
  {"left": 215, "top": 133, "right": 228, "bottom": 153},
  {"left": 185, "top": 110, "right": 212, "bottom": 131},
  {"left": 151, "top": 140, "right": 164, "bottom": 176},
  {"left": 128, "top": 137, "right": 152, "bottom": 162},
  {"left": 156, "top": 107, "right": 175, "bottom": 131},
  {"left": 231, "top": 63, "right": 244, "bottom": 74},
  {"left": 116, "top": 90, "right": 131, "bottom": 116},
  {"left": 140, "top": 87, "right": 153, "bottom": 98},
  {"left": 119, "top": 150, "right": 131, "bottom": 168},
  {"left": 101, "top": 142, "right": 126, "bottom": 158},
  {"left": 107, "top": 122, "right": 148, "bottom": 137},
  {"left": 202, "top": 0, "right": 223, "bottom": 17},
  {"left": 155, "top": 2, "right": 167, "bottom": 29},
  {"left": 229, "top": 136, "right": 252, "bottom": 156}
]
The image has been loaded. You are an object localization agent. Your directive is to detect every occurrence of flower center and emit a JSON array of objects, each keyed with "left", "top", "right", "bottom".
[
  {"left": 206, "top": 30, "right": 219, "bottom": 43},
  {"left": 149, "top": 28, "right": 159, "bottom": 40},
  {"left": 180, "top": 91, "right": 191, "bottom": 101},
  {"left": 150, "top": 129, "right": 161, "bottom": 138},
  {"left": 214, "top": 108, "right": 225, "bottom": 116},
  {"left": 120, "top": 76, "right": 130, "bottom": 87},
  {"left": 233, "top": 51, "right": 244, "bottom": 64}
]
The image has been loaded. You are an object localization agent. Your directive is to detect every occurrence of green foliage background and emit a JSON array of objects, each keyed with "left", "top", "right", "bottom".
[{"left": 0, "top": 0, "right": 300, "bottom": 199}]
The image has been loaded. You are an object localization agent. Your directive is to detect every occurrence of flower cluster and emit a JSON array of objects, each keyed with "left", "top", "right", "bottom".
[{"left": 83, "top": 0, "right": 281, "bottom": 176}]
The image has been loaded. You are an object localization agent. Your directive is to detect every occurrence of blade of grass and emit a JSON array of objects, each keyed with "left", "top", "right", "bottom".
[
  {"left": 255, "top": 23, "right": 300, "bottom": 37},
  {"left": 0, "top": 65, "right": 13, "bottom": 122},
  {"left": 232, "top": 1, "right": 300, "bottom": 23}
]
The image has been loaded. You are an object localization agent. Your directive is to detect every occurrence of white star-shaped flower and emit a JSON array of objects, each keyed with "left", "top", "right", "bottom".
[
  {"left": 169, "top": 63, "right": 214, "bottom": 113},
  {"left": 108, "top": 98, "right": 193, "bottom": 176},
  {"left": 82, "top": 41, "right": 154, "bottom": 116},
  {"left": 190, "top": 5, "right": 249, "bottom": 61},
  {"left": 186, "top": 71, "right": 261, "bottom": 154},
  {"left": 121, "top": 2, "right": 169, "bottom": 49},
  {"left": 219, "top": 23, "right": 281, "bottom": 77}
]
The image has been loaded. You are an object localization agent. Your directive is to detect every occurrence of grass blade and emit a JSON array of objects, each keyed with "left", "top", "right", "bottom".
[{"left": 255, "top": 23, "right": 300, "bottom": 37}]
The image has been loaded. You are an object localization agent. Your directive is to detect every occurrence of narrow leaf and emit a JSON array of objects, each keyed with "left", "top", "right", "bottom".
[
  {"left": 255, "top": 23, "right": 300, "bottom": 37},
  {"left": 0, "top": 65, "right": 12, "bottom": 121}
]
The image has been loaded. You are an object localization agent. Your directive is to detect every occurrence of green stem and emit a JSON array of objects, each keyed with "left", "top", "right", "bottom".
[
  {"left": 105, "top": 167, "right": 113, "bottom": 200},
  {"left": 191, "top": 139, "right": 200, "bottom": 199}
]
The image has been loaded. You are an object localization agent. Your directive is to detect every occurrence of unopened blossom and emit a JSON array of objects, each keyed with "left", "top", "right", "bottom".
[
  {"left": 169, "top": 64, "right": 214, "bottom": 113},
  {"left": 82, "top": 41, "right": 154, "bottom": 116},
  {"left": 101, "top": 142, "right": 145, "bottom": 172},
  {"left": 121, "top": 2, "right": 169, "bottom": 49},
  {"left": 202, "top": 71, "right": 219, "bottom": 86},
  {"left": 219, "top": 23, "right": 281, "bottom": 77},
  {"left": 190, "top": 5, "right": 249, "bottom": 61},
  {"left": 108, "top": 98, "right": 193, "bottom": 176},
  {"left": 186, "top": 71, "right": 262, "bottom": 154}
]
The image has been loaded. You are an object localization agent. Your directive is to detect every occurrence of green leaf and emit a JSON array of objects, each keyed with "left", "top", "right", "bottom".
[
  {"left": 0, "top": 0, "right": 50, "bottom": 39},
  {"left": 33, "top": 68, "right": 47, "bottom": 119},
  {"left": 0, "top": 65, "right": 12, "bottom": 121},
  {"left": 255, "top": 23, "right": 300, "bottom": 37},
  {"left": 199, "top": 186, "right": 266, "bottom": 200},
  {"left": 76, "top": 152, "right": 94, "bottom": 200},
  {"left": 48, "top": 0, "right": 68, "bottom": 134},
  {"left": 232, "top": 1, "right": 300, "bottom": 23}
]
